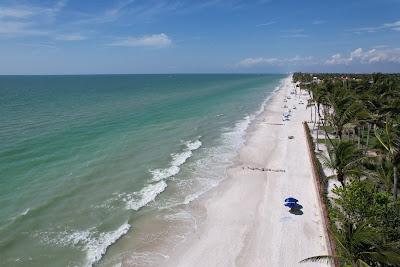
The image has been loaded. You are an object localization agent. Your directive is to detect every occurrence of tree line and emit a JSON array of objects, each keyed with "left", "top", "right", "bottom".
[{"left": 293, "top": 72, "right": 400, "bottom": 266}]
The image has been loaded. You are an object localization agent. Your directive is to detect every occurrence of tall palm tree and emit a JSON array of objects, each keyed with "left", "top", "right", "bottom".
[
  {"left": 374, "top": 117, "right": 400, "bottom": 200},
  {"left": 364, "top": 111, "right": 381, "bottom": 153},
  {"left": 324, "top": 87, "right": 363, "bottom": 140},
  {"left": 306, "top": 83, "right": 317, "bottom": 124},
  {"left": 311, "top": 83, "right": 327, "bottom": 150},
  {"left": 372, "top": 161, "right": 394, "bottom": 194},
  {"left": 319, "top": 140, "right": 367, "bottom": 187},
  {"left": 307, "top": 98, "right": 315, "bottom": 124}
]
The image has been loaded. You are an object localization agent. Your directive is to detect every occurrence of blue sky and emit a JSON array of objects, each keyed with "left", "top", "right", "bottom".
[{"left": 0, "top": 0, "right": 400, "bottom": 74}]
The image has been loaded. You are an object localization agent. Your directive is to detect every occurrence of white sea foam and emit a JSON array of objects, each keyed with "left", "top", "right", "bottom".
[
  {"left": 171, "top": 151, "right": 192, "bottom": 166},
  {"left": 150, "top": 166, "right": 180, "bottom": 182},
  {"left": 155, "top": 114, "right": 252, "bottom": 210},
  {"left": 106, "top": 139, "right": 202, "bottom": 212},
  {"left": 150, "top": 138, "right": 202, "bottom": 182},
  {"left": 20, "top": 208, "right": 30, "bottom": 216},
  {"left": 84, "top": 223, "right": 130, "bottom": 267},
  {"left": 9, "top": 208, "right": 31, "bottom": 222},
  {"left": 0, "top": 208, "right": 33, "bottom": 233},
  {"left": 185, "top": 139, "right": 202, "bottom": 150},
  {"left": 167, "top": 116, "right": 253, "bottom": 207},
  {"left": 125, "top": 181, "right": 168, "bottom": 211},
  {"left": 34, "top": 229, "right": 91, "bottom": 248},
  {"left": 35, "top": 223, "right": 130, "bottom": 267},
  {"left": 102, "top": 76, "right": 287, "bottom": 266},
  {"left": 175, "top": 78, "right": 289, "bottom": 206}
]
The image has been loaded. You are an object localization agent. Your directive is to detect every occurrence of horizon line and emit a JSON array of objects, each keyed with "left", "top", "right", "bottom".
[{"left": 0, "top": 72, "right": 289, "bottom": 76}]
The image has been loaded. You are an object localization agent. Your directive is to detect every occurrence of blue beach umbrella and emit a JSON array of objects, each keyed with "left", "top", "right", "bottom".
[{"left": 284, "top": 197, "right": 298, "bottom": 203}]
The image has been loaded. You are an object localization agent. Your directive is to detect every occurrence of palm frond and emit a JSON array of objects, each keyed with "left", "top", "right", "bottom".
[
  {"left": 356, "top": 259, "right": 371, "bottom": 267},
  {"left": 299, "top": 255, "right": 336, "bottom": 264}
]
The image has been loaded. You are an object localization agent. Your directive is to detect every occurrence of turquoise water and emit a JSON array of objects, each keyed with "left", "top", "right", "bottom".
[{"left": 0, "top": 74, "right": 284, "bottom": 266}]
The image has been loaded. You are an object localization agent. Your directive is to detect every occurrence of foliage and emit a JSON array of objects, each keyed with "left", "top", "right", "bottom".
[
  {"left": 302, "top": 180, "right": 400, "bottom": 266},
  {"left": 319, "top": 140, "right": 368, "bottom": 186},
  {"left": 294, "top": 72, "right": 400, "bottom": 266},
  {"left": 374, "top": 117, "right": 400, "bottom": 200},
  {"left": 330, "top": 180, "right": 400, "bottom": 241}
]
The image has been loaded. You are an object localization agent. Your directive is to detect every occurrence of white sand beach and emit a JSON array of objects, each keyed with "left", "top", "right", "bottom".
[{"left": 164, "top": 77, "right": 331, "bottom": 267}]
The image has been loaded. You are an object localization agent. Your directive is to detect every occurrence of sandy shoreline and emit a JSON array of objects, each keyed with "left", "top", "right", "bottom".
[{"left": 163, "top": 76, "right": 330, "bottom": 267}]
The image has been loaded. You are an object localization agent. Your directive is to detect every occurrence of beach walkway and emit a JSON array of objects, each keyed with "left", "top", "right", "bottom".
[{"left": 166, "top": 77, "right": 330, "bottom": 267}]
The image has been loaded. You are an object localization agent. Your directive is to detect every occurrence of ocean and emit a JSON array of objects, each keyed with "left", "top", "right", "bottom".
[{"left": 0, "top": 74, "right": 285, "bottom": 266}]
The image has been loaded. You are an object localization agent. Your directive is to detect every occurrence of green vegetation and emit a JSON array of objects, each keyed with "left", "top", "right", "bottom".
[{"left": 294, "top": 73, "right": 400, "bottom": 266}]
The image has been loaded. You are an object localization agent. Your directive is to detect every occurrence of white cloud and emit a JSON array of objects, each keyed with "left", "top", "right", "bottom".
[
  {"left": 283, "top": 33, "right": 308, "bottom": 38},
  {"left": 372, "top": 44, "right": 389, "bottom": 49},
  {"left": 350, "top": 48, "right": 363, "bottom": 59},
  {"left": 0, "top": 21, "right": 48, "bottom": 36},
  {"left": 0, "top": 1, "right": 66, "bottom": 37},
  {"left": 105, "top": 0, "right": 135, "bottom": 17},
  {"left": 237, "top": 56, "right": 315, "bottom": 68},
  {"left": 325, "top": 54, "right": 352, "bottom": 65},
  {"left": 281, "top": 29, "right": 308, "bottom": 38},
  {"left": 41, "top": 0, "right": 66, "bottom": 18},
  {"left": 0, "top": 0, "right": 66, "bottom": 19},
  {"left": 312, "top": 20, "right": 326, "bottom": 25},
  {"left": 239, "top": 47, "right": 400, "bottom": 68},
  {"left": 256, "top": 21, "right": 276, "bottom": 27},
  {"left": 383, "top": 21, "right": 400, "bottom": 27},
  {"left": 74, "top": 0, "right": 229, "bottom": 26},
  {"left": 109, "top": 33, "right": 172, "bottom": 48},
  {"left": 0, "top": 7, "right": 35, "bottom": 18},
  {"left": 237, "top": 57, "right": 278, "bottom": 67},
  {"left": 284, "top": 28, "right": 305, "bottom": 33},
  {"left": 326, "top": 47, "right": 400, "bottom": 65},
  {"left": 55, "top": 34, "right": 86, "bottom": 41},
  {"left": 351, "top": 20, "right": 400, "bottom": 33},
  {"left": 383, "top": 20, "right": 400, "bottom": 30}
]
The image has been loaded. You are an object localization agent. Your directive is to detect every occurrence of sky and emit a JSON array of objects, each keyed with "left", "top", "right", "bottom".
[{"left": 0, "top": 0, "right": 400, "bottom": 74}]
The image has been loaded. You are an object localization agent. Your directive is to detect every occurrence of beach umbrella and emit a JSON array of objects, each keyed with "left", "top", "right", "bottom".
[{"left": 284, "top": 197, "right": 298, "bottom": 203}]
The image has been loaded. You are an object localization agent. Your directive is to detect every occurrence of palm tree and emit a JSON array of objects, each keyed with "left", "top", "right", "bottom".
[
  {"left": 374, "top": 117, "right": 400, "bottom": 200},
  {"left": 307, "top": 98, "right": 315, "bottom": 124},
  {"left": 301, "top": 222, "right": 400, "bottom": 266},
  {"left": 310, "top": 83, "right": 327, "bottom": 150},
  {"left": 306, "top": 83, "right": 317, "bottom": 124},
  {"left": 364, "top": 111, "right": 381, "bottom": 153},
  {"left": 319, "top": 140, "right": 367, "bottom": 187},
  {"left": 372, "top": 161, "right": 394, "bottom": 194},
  {"left": 324, "top": 87, "right": 363, "bottom": 140},
  {"left": 361, "top": 85, "right": 392, "bottom": 153}
]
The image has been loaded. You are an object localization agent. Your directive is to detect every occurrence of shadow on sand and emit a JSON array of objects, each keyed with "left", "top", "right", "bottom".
[{"left": 289, "top": 204, "right": 304, "bottom": 215}]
